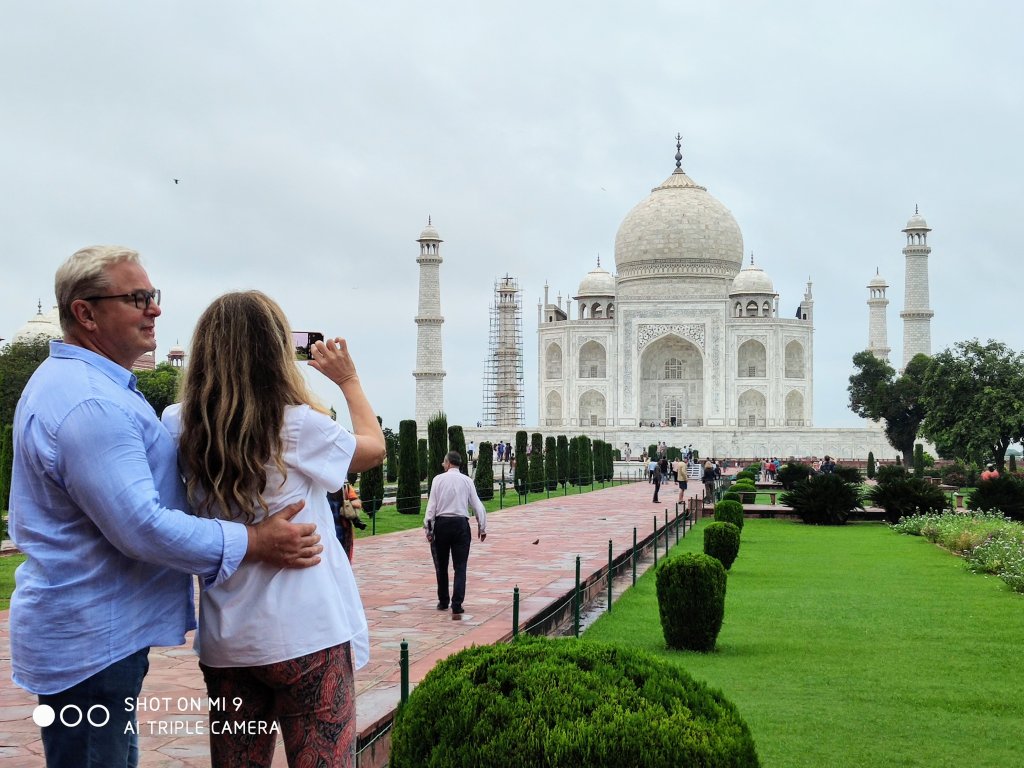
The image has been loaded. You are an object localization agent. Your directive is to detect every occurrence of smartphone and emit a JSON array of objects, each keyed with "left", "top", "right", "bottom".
[{"left": 292, "top": 331, "right": 325, "bottom": 360}]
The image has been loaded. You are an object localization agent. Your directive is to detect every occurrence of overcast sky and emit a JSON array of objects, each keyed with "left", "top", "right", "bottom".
[{"left": 2, "top": 1, "right": 1021, "bottom": 433}]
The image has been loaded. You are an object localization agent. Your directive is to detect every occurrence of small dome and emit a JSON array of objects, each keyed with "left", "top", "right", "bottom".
[
  {"left": 730, "top": 259, "right": 774, "bottom": 295},
  {"left": 13, "top": 303, "right": 61, "bottom": 344},
  {"left": 576, "top": 264, "right": 615, "bottom": 297},
  {"left": 169, "top": 344, "right": 186, "bottom": 354},
  {"left": 868, "top": 271, "right": 887, "bottom": 288},
  {"left": 418, "top": 221, "right": 442, "bottom": 241},
  {"left": 904, "top": 210, "right": 930, "bottom": 231}
]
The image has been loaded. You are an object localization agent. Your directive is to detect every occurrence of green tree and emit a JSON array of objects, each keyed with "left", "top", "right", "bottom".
[
  {"left": 418, "top": 438, "right": 428, "bottom": 481},
  {"left": 568, "top": 436, "right": 579, "bottom": 485},
  {"left": 358, "top": 416, "right": 385, "bottom": 514},
  {"left": 447, "top": 425, "right": 468, "bottom": 475},
  {"left": 919, "top": 340, "right": 1024, "bottom": 471},
  {"left": 514, "top": 431, "right": 528, "bottom": 494},
  {"left": 427, "top": 413, "right": 448, "bottom": 492},
  {"left": 1, "top": 424, "right": 13, "bottom": 519},
  {"left": 396, "top": 420, "right": 421, "bottom": 515},
  {"left": 866, "top": 451, "right": 876, "bottom": 479},
  {"left": 529, "top": 432, "right": 545, "bottom": 492},
  {"left": 556, "top": 434, "right": 569, "bottom": 487},
  {"left": 544, "top": 435, "right": 558, "bottom": 491},
  {"left": 914, "top": 443, "right": 925, "bottom": 477},
  {"left": 0, "top": 337, "right": 51, "bottom": 428},
  {"left": 474, "top": 441, "right": 494, "bottom": 501},
  {"left": 578, "top": 435, "right": 593, "bottom": 485},
  {"left": 135, "top": 362, "right": 182, "bottom": 418},
  {"left": 848, "top": 350, "right": 929, "bottom": 463},
  {"left": 385, "top": 428, "right": 398, "bottom": 483}
]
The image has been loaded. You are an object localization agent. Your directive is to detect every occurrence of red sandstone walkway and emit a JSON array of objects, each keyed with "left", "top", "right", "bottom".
[{"left": 0, "top": 480, "right": 700, "bottom": 767}]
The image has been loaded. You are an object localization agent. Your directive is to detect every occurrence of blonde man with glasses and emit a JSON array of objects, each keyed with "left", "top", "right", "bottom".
[{"left": 9, "top": 246, "right": 322, "bottom": 768}]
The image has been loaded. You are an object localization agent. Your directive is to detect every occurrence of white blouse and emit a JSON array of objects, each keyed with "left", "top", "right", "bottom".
[{"left": 163, "top": 403, "right": 368, "bottom": 670}]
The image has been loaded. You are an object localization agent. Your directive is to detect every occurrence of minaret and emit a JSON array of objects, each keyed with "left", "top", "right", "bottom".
[
  {"left": 900, "top": 206, "right": 934, "bottom": 369},
  {"left": 866, "top": 268, "right": 890, "bottom": 361},
  {"left": 413, "top": 218, "right": 445, "bottom": 426}
]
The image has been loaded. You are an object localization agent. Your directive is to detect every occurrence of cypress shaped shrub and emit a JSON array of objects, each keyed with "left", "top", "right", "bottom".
[
  {"left": 514, "top": 430, "right": 528, "bottom": 494},
  {"left": 390, "top": 637, "right": 759, "bottom": 768},
  {"left": 714, "top": 499, "right": 744, "bottom": 531},
  {"left": 357, "top": 416, "right": 384, "bottom": 514},
  {"left": 448, "top": 425, "right": 468, "bottom": 475},
  {"left": 427, "top": 412, "right": 448, "bottom": 493},
  {"left": 385, "top": 429, "right": 398, "bottom": 483},
  {"left": 396, "top": 420, "right": 421, "bottom": 515},
  {"left": 703, "top": 521, "right": 741, "bottom": 570},
  {"left": 578, "top": 435, "right": 593, "bottom": 485},
  {"left": 544, "top": 436, "right": 558, "bottom": 491},
  {"left": 867, "top": 451, "right": 876, "bottom": 479},
  {"left": 418, "top": 438, "right": 428, "bottom": 481},
  {"left": 656, "top": 552, "right": 728, "bottom": 652},
  {"left": 0, "top": 424, "right": 12, "bottom": 528},
  {"left": 568, "top": 436, "right": 580, "bottom": 486},
  {"left": 556, "top": 434, "right": 569, "bottom": 487},
  {"left": 529, "top": 432, "right": 545, "bottom": 492},
  {"left": 647, "top": 443, "right": 657, "bottom": 461},
  {"left": 592, "top": 439, "right": 605, "bottom": 482},
  {"left": 914, "top": 443, "right": 925, "bottom": 477},
  {"left": 474, "top": 441, "right": 494, "bottom": 501}
]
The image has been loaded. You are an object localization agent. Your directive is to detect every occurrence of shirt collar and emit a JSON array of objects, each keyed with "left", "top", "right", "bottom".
[{"left": 49, "top": 340, "right": 139, "bottom": 391}]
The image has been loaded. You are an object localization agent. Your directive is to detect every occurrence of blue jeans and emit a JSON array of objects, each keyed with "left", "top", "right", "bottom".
[{"left": 39, "top": 647, "right": 150, "bottom": 768}]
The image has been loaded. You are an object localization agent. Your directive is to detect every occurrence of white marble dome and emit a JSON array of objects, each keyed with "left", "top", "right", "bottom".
[
  {"left": 868, "top": 270, "right": 888, "bottom": 288},
  {"left": 13, "top": 304, "right": 62, "bottom": 343},
  {"left": 576, "top": 264, "right": 615, "bottom": 297},
  {"left": 418, "top": 222, "right": 442, "bottom": 241},
  {"left": 730, "top": 259, "right": 775, "bottom": 295},
  {"left": 614, "top": 167, "right": 744, "bottom": 282},
  {"left": 904, "top": 211, "right": 930, "bottom": 231}
]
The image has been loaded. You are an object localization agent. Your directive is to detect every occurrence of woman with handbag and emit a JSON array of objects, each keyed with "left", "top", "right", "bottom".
[{"left": 163, "top": 290, "right": 385, "bottom": 767}]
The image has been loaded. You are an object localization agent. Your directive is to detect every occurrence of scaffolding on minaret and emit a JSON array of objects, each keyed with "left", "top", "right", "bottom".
[{"left": 481, "top": 276, "right": 524, "bottom": 428}]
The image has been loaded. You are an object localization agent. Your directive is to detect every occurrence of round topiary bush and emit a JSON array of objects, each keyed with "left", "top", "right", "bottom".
[
  {"left": 704, "top": 521, "right": 741, "bottom": 570},
  {"left": 722, "top": 491, "right": 741, "bottom": 503},
  {"left": 656, "top": 552, "right": 728, "bottom": 652},
  {"left": 390, "top": 637, "right": 760, "bottom": 768},
  {"left": 714, "top": 499, "right": 745, "bottom": 531}
]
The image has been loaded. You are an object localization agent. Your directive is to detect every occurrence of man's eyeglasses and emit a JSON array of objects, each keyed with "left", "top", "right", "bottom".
[{"left": 84, "top": 289, "right": 161, "bottom": 310}]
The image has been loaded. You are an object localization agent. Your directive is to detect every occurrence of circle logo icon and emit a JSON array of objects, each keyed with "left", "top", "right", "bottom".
[{"left": 32, "top": 705, "right": 56, "bottom": 727}]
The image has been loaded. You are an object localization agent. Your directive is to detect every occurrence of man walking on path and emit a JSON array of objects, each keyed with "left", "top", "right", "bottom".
[
  {"left": 652, "top": 461, "right": 663, "bottom": 504},
  {"left": 424, "top": 451, "right": 487, "bottom": 615}
]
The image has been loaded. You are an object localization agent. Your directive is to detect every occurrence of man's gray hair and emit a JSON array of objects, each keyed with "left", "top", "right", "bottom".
[
  {"left": 445, "top": 450, "right": 463, "bottom": 467},
  {"left": 55, "top": 246, "right": 141, "bottom": 333}
]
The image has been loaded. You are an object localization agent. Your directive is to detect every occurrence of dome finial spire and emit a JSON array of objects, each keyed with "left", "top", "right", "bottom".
[
  {"left": 750, "top": 251, "right": 754, "bottom": 265},
  {"left": 674, "top": 133, "right": 683, "bottom": 170},
  {"left": 914, "top": 204, "right": 918, "bottom": 215},
  {"left": 596, "top": 254, "right": 601, "bottom": 268},
  {"left": 36, "top": 299, "right": 42, "bottom": 315}
]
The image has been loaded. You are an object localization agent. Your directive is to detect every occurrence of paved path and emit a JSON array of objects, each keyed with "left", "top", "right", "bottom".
[{"left": 0, "top": 479, "right": 701, "bottom": 766}]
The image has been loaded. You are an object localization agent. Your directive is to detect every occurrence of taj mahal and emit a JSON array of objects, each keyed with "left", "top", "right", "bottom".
[{"left": 415, "top": 137, "right": 935, "bottom": 461}]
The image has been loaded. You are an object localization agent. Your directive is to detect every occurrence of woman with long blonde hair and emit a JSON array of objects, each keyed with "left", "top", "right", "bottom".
[{"left": 163, "top": 290, "right": 385, "bottom": 767}]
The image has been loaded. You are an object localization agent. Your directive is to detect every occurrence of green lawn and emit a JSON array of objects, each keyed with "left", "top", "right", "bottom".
[
  {"left": 0, "top": 554, "right": 23, "bottom": 611},
  {"left": 584, "top": 518, "right": 1024, "bottom": 768}
]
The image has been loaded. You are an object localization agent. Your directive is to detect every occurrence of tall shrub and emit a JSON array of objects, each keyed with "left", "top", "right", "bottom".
[
  {"left": 568, "top": 436, "right": 580, "bottom": 486},
  {"left": 914, "top": 443, "right": 925, "bottom": 477},
  {"left": 529, "top": 432, "right": 545, "bottom": 493},
  {"left": 418, "top": 438, "right": 428, "bottom": 481},
  {"left": 474, "top": 442, "right": 494, "bottom": 501},
  {"left": 427, "top": 412, "right": 448, "bottom": 493},
  {"left": 396, "top": 420, "right": 421, "bottom": 515},
  {"left": 358, "top": 417, "right": 385, "bottom": 515},
  {"left": 578, "top": 435, "right": 593, "bottom": 486},
  {"left": 385, "top": 428, "right": 398, "bottom": 483},
  {"left": 556, "top": 434, "right": 569, "bottom": 487},
  {"left": 0, "top": 423, "right": 13, "bottom": 519},
  {"left": 544, "top": 436, "right": 558, "bottom": 491},
  {"left": 592, "top": 439, "right": 605, "bottom": 482},
  {"left": 656, "top": 552, "right": 727, "bottom": 652},
  {"left": 514, "top": 430, "right": 529, "bottom": 494},
  {"left": 867, "top": 452, "right": 876, "bottom": 479},
  {"left": 448, "top": 425, "right": 468, "bottom": 475}
]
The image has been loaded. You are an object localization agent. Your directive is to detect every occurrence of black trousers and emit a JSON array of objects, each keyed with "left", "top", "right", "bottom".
[{"left": 431, "top": 516, "right": 472, "bottom": 609}]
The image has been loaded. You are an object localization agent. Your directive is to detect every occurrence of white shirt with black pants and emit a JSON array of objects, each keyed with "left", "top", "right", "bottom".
[{"left": 424, "top": 467, "right": 487, "bottom": 614}]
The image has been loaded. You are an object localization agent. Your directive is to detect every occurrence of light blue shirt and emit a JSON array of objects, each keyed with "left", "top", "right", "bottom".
[{"left": 9, "top": 341, "right": 248, "bottom": 695}]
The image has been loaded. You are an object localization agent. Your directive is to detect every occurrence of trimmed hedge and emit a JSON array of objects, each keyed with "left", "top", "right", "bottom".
[
  {"left": 714, "top": 499, "right": 745, "bottom": 531},
  {"left": 390, "top": 637, "right": 759, "bottom": 767},
  {"left": 474, "top": 442, "right": 495, "bottom": 501},
  {"left": 656, "top": 552, "right": 728, "bottom": 652},
  {"left": 704, "top": 521, "right": 741, "bottom": 570}
]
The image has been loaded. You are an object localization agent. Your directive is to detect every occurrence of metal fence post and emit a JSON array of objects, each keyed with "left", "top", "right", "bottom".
[
  {"left": 653, "top": 516, "right": 658, "bottom": 567},
  {"left": 573, "top": 555, "right": 581, "bottom": 637},
  {"left": 512, "top": 586, "right": 520, "bottom": 639},
  {"left": 632, "top": 527, "right": 637, "bottom": 586},
  {"left": 607, "top": 539, "right": 613, "bottom": 613},
  {"left": 400, "top": 639, "right": 409, "bottom": 708}
]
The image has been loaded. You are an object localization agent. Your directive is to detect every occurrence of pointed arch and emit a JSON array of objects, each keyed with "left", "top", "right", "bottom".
[
  {"left": 738, "top": 389, "right": 766, "bottom": 427},
  {"left": 785, "top": 390, "right": 804, "bottom": 426},
  {"left": 737, "top": 339, "right": 767, "bottom": 378},
  {"left": 578, "top": 340, "right": 606, "bottom": 378},
  {"left": 545, "top": 343, "right": 563, "bottom": 379},
  {"left": 545, "top": 390, "right": 563, "bottom": 425},
  {"left": 579, "top": 389, "right": 606, "bottom": 426},
  {"left": 785, "top": 341, "right": 805, "bottom": 378}
]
